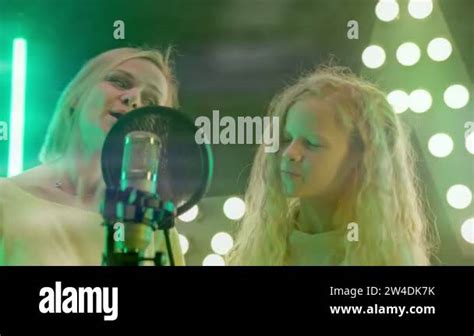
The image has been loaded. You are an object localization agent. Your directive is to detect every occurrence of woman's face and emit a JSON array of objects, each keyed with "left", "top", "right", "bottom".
[
  {"left": 279, "top": 96, "right": 356, "bottom": 200},
  {"left": 76, "top": 58, "right": 168, "bottom": 152}
]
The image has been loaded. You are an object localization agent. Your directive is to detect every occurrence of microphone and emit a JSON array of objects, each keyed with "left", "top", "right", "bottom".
[
  {"left": 102, "top": 130, "right": 176, "bottom": 266},
  {"left": 101, "top": 106, "right": 214, "bottom": 266},
  {"left": 116, "top": 131, "right": 160, "bottom": 255}
]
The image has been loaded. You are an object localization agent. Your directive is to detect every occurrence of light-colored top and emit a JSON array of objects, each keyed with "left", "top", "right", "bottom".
[
  {"left": 0, "top": 178, "right": 184, "bottom": 266},
  {"left": 287, "top": 228, "right": 345, "bottom": 265}
]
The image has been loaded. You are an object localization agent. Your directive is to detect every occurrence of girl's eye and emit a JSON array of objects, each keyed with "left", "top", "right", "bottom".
[{"left": 304, "top": 139, "right": 320, "bottom": 148}]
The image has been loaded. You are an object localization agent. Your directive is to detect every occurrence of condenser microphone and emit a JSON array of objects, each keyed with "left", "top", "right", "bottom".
[{"left": 115, "top": 131, "right": 161, "bottom": 256}]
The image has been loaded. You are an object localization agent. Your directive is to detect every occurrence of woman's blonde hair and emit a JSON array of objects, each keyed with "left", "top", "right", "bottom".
[
  {"left": 227, "top": 65, "right": 438, "bottom": 265},
  {"left": 39, "top": 47, "right": 179, "bottom": 163}
]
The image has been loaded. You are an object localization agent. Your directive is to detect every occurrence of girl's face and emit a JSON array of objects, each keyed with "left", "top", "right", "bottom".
[
  {"left": 279, "top": 96, "right": 356, "bottom": 201},
  {"left": 76, "top": 58, "right": 168, "bottom": 153}
]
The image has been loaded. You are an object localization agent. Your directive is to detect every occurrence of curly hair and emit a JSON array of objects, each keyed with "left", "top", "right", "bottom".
[{"left": 227, "top": 65, "right": 438, "bottom": 265}]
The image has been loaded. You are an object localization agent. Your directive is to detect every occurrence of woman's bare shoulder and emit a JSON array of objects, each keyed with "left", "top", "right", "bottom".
[
  {"left": 8, "top": 165, "right": 53, "bottom": 187},
  {"left": 5, "top": 165, "right": 56, "bottom": 198}
]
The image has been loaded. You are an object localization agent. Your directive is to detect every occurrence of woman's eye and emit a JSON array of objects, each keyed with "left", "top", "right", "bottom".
[
  {"left": 108, "top": 76, "right": 129, "bottom": 89},
  {"left": 143, "top": 95, "right": 158, "bottom": 106}
]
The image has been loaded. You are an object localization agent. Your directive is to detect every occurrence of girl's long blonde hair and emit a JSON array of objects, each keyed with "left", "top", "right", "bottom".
[
  {"left": 227, "top": 65, "right": 438, "bottom": 265},
  {"left": 39, "top": 47, "right": 179, "bottom": 163}
]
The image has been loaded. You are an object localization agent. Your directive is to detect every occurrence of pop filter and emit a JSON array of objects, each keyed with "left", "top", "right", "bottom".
[{"left": 101, "top": 106, "right": 213, "bottom": 216}]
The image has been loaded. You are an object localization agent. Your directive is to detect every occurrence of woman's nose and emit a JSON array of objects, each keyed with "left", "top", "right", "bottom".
[{"left": 121, "top": 89, "right": 142, "bottom": 110}]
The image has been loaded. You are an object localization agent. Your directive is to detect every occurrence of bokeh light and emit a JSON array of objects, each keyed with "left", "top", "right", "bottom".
[
  {"left": 428, "top": 133, "right": 454, "bottom": 158},
  {"left": 202, "top": 254, "right": 226, "bottom": 266},
  {"left": 387, "top": 90, "right": 409, "bottom": 114},
  {"left": 375, "top": 0, "right": 399, "bottom": 22},
  {"left": 211, "top": 232, "right": 234, "bottom": 255},
  {"left": 409, "top": 89, "right": 432, "bottom": 113},
  {"left": 444, "top": 84, "right": 470, "bottom": 109},
  {"left": 223, "top": 197, "right": 246, "bottom": 220},
  {"left": 447, "top": 185, "right": 472, "bottom": 210},
  {"left": 178, "top": 205, "right": 199, "bottom": 222},
  {"left": 461, "top": 218, "right": 474, "bottom": 244},
  {"left": 408, "top": 0, "right": 433, "bottom": 19},
  {"left": 465, "top": 131, "right": 474, "bottom": 155},
  {"left": 427, "top": 37, "right": 452, "bottom": 62},
  {"left": 362, "top": 45, "right": 386, "bottom": 69},
  {"left": 396, "top": 42, "right": 421, "bottom": 66},
  {"left": 179, "top": 234, "right": 189, "bottom": 254}
]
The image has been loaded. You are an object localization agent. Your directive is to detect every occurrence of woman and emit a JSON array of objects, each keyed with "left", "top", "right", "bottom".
[
  {"left": 227, "top": 65, "right": 438, "bottom": 266},
  {"left": 0, "top": 47, "right": 185, "bottom": 265}
]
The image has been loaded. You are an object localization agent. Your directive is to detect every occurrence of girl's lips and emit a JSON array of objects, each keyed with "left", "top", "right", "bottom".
[{"left": 281, "top": 170, "right": 301, "bottom": 177}]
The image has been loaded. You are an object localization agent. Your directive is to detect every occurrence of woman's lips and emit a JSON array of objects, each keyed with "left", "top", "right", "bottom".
[{"left": 109, "top": 112, "right": 124, "bottom": 120}]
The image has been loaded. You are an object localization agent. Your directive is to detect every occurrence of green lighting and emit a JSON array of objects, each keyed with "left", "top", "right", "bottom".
[{"left": 8, "top": 38, "right": 27, "bottom": 177}]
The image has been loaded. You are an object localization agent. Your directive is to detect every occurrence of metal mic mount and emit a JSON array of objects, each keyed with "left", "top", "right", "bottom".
[{"left": 101, "top": 186, "right": 176, "bottom": 266}]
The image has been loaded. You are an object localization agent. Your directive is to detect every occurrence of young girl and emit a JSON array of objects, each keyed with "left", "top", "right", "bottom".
[{"left": 228, "top": 66, "right": 438, "bottom": 266}]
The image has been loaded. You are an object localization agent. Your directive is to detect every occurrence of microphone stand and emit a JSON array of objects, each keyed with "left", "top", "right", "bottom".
[{"left": 101, "top": 186, "right": 176, "bottom": 266}]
